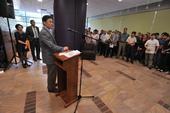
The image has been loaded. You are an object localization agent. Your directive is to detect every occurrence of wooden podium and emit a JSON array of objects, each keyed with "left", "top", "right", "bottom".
[{"left": 53, "top": 51, "right": 80, "bottom": 107}]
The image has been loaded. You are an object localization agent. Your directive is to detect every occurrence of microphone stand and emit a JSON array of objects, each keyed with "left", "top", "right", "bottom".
[
  {"left": 68, "top": 28, "right": 98, "bottom": 41},
  {"left": 6, "top": 18, "right": 18, "bottom": 69},
  {"left": 68, "top": 28, "right": 95, "bottom": 113}
]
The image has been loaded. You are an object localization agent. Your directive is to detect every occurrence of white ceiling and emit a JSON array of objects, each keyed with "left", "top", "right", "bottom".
[
  {"left": 87, "top": 0, "right": 162, "bottom": 17},
  {"left": 14, "top": 0, "right": 162, "bottom": 17}
]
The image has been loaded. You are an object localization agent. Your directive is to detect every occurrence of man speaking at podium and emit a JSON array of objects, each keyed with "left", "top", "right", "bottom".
[{"left": 39, "top": 15, "right": 69, "bottom": 93}]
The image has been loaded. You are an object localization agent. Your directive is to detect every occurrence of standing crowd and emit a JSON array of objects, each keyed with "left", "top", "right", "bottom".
[
  {"left": 14, "top": 20, "right": 170, "bottom": 74},
  {"left": 85, "top": 27, "right": 170, "bottom": 73}
]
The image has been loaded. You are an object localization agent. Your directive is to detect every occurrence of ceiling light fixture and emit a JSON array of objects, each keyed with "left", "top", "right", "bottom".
[
  {"left": 37, "top": 0, "right": 43, "bottom": 2},
  {"left": 86, "top": 3, "right": 88, "bottom": 6},
  {"left": 118, "top": 0, "right": 122, "bottom": 2}
]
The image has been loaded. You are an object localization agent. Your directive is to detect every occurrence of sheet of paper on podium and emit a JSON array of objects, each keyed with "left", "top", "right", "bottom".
[{"left": 59, "top": 50, "right": 81, "bottom": 58}]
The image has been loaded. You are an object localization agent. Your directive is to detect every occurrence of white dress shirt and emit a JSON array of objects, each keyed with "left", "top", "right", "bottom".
[
  {"left": 32, "top": 27, "right": 39, "bottom": 38},
  {"left": 101, "top": 34, "right": 110, "bottom": 43},
  {"left": 91, "top": 34, "right": 99, "bottom": 45},
  {"left": 145, "top": 39, "right": 159, "bottom": 54}
]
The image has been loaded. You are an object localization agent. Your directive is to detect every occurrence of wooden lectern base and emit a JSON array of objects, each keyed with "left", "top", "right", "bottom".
[
  {"left": 63, "top": 98, "right": 78, "bottom": 108},
  {"left": 56, "top": 92, "right": 78, "bottom": 108}
]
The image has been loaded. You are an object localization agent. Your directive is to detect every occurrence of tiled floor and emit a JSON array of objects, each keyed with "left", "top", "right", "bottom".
[{"left": 0, "top": 55, "right": 170, "bottom": 113}]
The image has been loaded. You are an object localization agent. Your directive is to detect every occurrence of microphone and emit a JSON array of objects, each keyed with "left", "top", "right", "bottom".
[
  {"left": 67, "top": 28, "right": 78, "bottom": 33},
  {"left": 67, "top": 28, "right": 98, "bottom": 41},
  {"left": 67, "top": 28, "right": 72, "bottom": 31}
]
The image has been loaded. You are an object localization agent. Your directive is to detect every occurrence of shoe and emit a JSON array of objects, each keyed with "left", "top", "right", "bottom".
[
  {"left": 48, "top": 88, "right": 59, "bottom": 93},
  {"left": 126, "top": 59, "right": 129, "bottom": 62},
  {"left": 149, "top": 67, "right": 152, "bottom": 70},
  {"left": 159, "top": 69, "right": 164, "bottom": 72},
  {"left": 33, "top": 58, "right": 37, "bottom": 61},
  {"left": 165, "top": 71, "right": 169, "bottom": 74},
  {"left": 26, "top": 64, "right": 31, "bottom": 67},
  {"left": 157, "top": 69, "right": 160, "bottom": 71},
  {"left": 155, "top": 66, "right": 159, "bottom": 69},
  {"left": 22, "top": 64, "right": 27, "bottom": 68},
  {"left": 56, "top": 93, "right": 60, "bottom": 97},
  {"left": 37, "top": 58, "right": 42, "bottom": 60}
]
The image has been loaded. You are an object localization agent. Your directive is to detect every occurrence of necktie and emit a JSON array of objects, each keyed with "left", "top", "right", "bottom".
[{"left": 34, "top": 28, "right": 38, "bottom": 38}]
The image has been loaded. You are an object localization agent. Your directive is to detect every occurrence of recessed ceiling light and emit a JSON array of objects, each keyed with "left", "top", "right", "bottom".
[
  {"left": 118, "top": 0, "right": 122, "bottom": 2},
  {"left": 37, "top": 0, "right": 43, "bottom": 2}
]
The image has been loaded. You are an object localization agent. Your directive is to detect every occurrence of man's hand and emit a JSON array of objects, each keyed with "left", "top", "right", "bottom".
[{"left": 63, "top": 46, "right": 69, "bottom": 51}]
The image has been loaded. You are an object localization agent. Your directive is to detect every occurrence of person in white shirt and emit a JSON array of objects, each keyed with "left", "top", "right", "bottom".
[
  {"left": 100, "top": 31, "right": 109, "bottom": 43},
  {"left": 84, "top": 29, "right": 99, "bottom": 54},
  {"left": 85, "top": 29, "right": 99, "bottom": 45},
  {"left": 91, "top": 29, "right": 99, "bottom": 45},
  {"left": 126, "top": 31, "right": 137, "bottom": 63},
  {"left": 145, "top": 33, "right": 159, "bottom": 69},
  {"left": 85, "top": 29, "right": 92, "bottom": 44},
  {"left": 105, "top": 31, "right": 119, "bottom": 57},
  {"left": 102, "top": 30, "right": 112, "bottom": 57}
]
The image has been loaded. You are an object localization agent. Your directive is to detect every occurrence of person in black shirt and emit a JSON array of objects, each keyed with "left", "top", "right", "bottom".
[
  {"left": 136, "top": 34, "right": 147, "bottom": 64},
  {"left": 157, "top": 32, "right": 170, "bottom": 72},
  {"left": 14, "top": 24, "right": 29, "bottom": 68}
]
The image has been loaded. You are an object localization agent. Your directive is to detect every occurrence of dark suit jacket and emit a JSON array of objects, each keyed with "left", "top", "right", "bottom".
[
  {"left": 14, "top": 31, "right": 27, "bottom": 52},
  {"left": 26, "top": 26, "right": 39, "bottom": 41},
  {"left": 39, "top": 27, "right": 64, "bottom": 64}
]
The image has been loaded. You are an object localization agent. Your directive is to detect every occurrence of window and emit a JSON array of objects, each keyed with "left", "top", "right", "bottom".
[
  {"left": 14, "top": 9, "right": 44, "bottom": 30},
  {"left": 26, "top": 12, "right": 41, "bottom": 18}
]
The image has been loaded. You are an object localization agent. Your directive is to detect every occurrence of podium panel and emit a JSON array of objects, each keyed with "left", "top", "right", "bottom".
[{"left": 54, "top": 52, "right": 80, "bottom": 107}]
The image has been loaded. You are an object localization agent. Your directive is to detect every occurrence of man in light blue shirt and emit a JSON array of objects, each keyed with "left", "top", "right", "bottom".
[{"left": 117, "top": 27, "right": 129, "bottom": 59}]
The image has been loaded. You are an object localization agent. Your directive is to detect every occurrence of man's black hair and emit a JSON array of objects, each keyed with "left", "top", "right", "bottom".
[
  {"left": 30, "top": 20, "right": 35, "bottom": 23},
  {"left": 162, "top": 32, "right": 169, "bottom": 37},
  {"left": 151, "top": 33, "right": 156, "bottom": 36},
  {"left": 42, "top": 15, "right": 53, "bottom": 22},
  {"left": 155, "top": 32, "right": 159, "bottom": 36},
  {"left": 94, "top": 29, "right": 98, "bottom": 33},
  {"left": 131, "top": 31, "right": 136, "bottom": 35}
]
